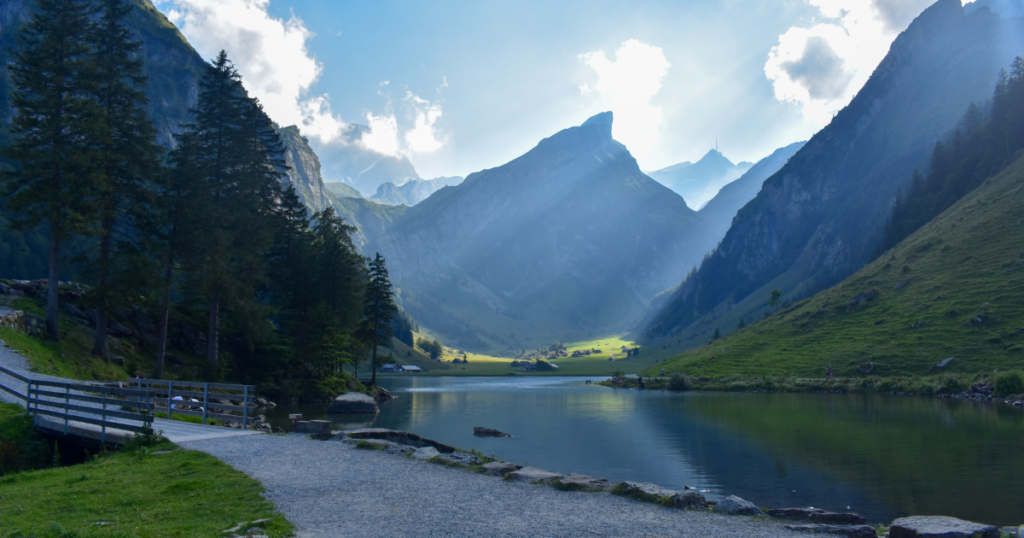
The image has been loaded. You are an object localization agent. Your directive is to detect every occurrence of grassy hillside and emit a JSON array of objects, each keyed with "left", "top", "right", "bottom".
[{"left": 647, "top": 151, "right": 1024, "bottom": 379}]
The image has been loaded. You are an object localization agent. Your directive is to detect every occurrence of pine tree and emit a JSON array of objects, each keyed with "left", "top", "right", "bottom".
[
  {"left": 362, "top": 253, "right": 396, "bottom": 387},
  {"left": 84, "top": 0, "right": 162, "bottom": 360},
  {"left": 1, "top": 0, "right": 98, "bottom": 340}
]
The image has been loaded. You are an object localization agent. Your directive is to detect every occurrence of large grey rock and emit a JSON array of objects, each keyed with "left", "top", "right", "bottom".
[
  {"left": 294, "top": 420, "right": 332, "bottom": 435},
  {"left": 713, "top": 495, "right": 761, "bottom": 515},
  {"left": 482, "top": 461, "right": 521, "bottom": 477},
  {"left": 619, "top": 481, "right": 680, "bottom": 501},
  {"left": 508, "top": 467, "right": 562, "bottom": 484},
  {"left": 412, "top": 447, "right": 439, "bottom": 460},
  {"left": 558, "top": 474, "right": 612, "bottom": 491},
  {"left": 436, "top": 452, "right": 483, "bottom": 466},
  {"left": 890, "top": 516, "right": 999, "bottom": 538},
  {"left": 326, "top": 392, "right": 379, "bottom": 414},
  {"left": 785, "top": 524, "right": 876, "bottom": 538},
  {"left": 337, "top": 428, "right": 456, "bottom": 453},
  {"left": 671, "top": 491, "right": 707, "bottom": 510}
]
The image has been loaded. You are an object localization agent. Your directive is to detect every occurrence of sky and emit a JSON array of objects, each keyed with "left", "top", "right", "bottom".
[{"left": 152, "top": 0, "right": 949, "bottom": 179}]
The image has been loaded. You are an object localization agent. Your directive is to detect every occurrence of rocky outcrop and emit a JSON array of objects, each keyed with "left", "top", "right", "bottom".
[
  {"left": 785, "top": 524, "right": 877, "bottom": 538},
  {"left": 326, "top": 393, "right": 379, "bottom": 414},
  {"left": 337, "top": 428, "right": 456, "bottom": 453},
  {"left": 558, "top": 474, "right": 612, "bottom": 491},
  {"left": 619, "top": 481, "right": 680, "bottom": 501},
  {"left": 277, "top": 126, "right": 333, "bottom": 212},
  {"left": 712, "top": 495, "right": 761, "bottom": 515},
  {"left": 889, "top": 516, "right": 999, "bottom": 538},
  {"left": 294, "top": 420, "right": 332, "bottom": 435},
  {"left": 482, "top": 462, "right": 522, "bottom": 477},
  {"left": 508, "top": 467, "right": 563, "bottom": 484},
  {"left": 412, "top": 447, "right": 439, "bottom": 460},
  {"left": 672, "top": 491, "right": 708, "bottom": 510},
  {"left": 473, "top": 427, "right": 512, "bottom": 438}
]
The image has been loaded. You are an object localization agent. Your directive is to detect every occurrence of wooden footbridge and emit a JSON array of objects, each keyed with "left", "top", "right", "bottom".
[{"left": 0, "top": 364, "right": 261, "bottom": 446}]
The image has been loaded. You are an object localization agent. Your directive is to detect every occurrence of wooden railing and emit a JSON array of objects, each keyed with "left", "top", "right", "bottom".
[
  {"left": 0, "top": 364, "right": 155, "bottom": 444},
  {"left": 130, "top": 378, "right": 255, "bottom": 429}
]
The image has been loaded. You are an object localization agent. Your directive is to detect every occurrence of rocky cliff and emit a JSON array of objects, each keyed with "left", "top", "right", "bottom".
[
  {"left": 278, "top": 126, "right": 333, "bottom": 212},
  {"left": 643, "top": 0, "right": 1024, "bottom": 342},
  {"left": 372, "top": 112, "right": 716, "bottom": 352}
]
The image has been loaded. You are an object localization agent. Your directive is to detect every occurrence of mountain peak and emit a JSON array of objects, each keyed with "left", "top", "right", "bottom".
[{"left": 580, "top": 111, "right": 614, "bottom": 139}]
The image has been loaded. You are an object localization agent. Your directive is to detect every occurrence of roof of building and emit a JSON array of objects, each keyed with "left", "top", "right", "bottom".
[{"left": 401, "top": 365, "right": 422, "bottom": 372}]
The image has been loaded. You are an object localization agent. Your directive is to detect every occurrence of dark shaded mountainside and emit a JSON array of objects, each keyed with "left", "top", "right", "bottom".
[
  {"left": 651, "top": 150, "right": 1024, "bottom": 379},
  {"left": 647, "top": 150, "right": 753, "bottom": 209},
  {"left": 642, "top": 0, "right": 1024, "bottom": 345},
  {"left": 369, "top": 112, "right": 718, "bottom": 352}
]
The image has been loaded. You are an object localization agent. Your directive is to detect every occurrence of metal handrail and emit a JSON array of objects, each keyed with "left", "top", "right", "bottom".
[{"left": 131, "top": 378, "right": 255, "bottom": 429}]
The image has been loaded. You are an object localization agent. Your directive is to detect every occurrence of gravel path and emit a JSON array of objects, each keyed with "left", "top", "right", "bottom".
[{"left": 183, "top": 434, "right": 817, "bottom": 538}]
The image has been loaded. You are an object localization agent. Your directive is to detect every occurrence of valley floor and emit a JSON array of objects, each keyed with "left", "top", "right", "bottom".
[{"left": 184, "top": 433, "right": 812, "bottom": 538}]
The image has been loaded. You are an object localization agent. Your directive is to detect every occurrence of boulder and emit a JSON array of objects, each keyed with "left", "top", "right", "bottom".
[
  {"left": 0, "top": 282, "right": 10, "bottom": 294},
  {"left": 508, "top": 467, "right": 562, "bottom": 484},
  {"left": 436, "top": 451, "right": 483, "bottom": 466},
  {"left": 785, "top": 524, "right": 876, "bottom": 538},
  {"left": 338, "top": 428, "right": 456, "bottom": 452},
  {"left": 294, "top": 420, "right": 332, "bottom": 435},
  {"left": 558, "top": 474, "right": 612, "bottom": 491},
  {"left": 889, "top": 516, "right": 999, "bottom": 538},
  {"left": 998, "top": 527, "right": 1017, "bottom": 537},
  {"left": 412, "top": 447, "right": 439, "bottom": 460},
  {"left": 373, "top": 386, "right": 394, "bottom": 403},
  {"left": 672, "top": 491, "right": 708, "bottom": 509},
  {"left": 326, "top": 392, "right": 380, "bottom": 414},
  {"left": 619, "top": 481, "right": 680, "bottom": 501},
  {"left": 713, "top": 495, "right": 761, "bottom": 515},
  {"left": 482, "top": 461, "right": 522, "bottom": 477},
  {"left": 473, "top": 426, "right": 512, "bottom": 438}
]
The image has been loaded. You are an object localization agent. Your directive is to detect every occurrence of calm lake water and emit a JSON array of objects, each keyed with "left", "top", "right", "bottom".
[{"left": 266, "top": 376, "right": 1024, "bottom": 527}]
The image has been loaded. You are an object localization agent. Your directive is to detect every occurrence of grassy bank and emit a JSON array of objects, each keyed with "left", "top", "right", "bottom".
[
  {"left": 647, "top": 154, "right": 1024, "bottom": 381},
  {"left": 0, "top": 405, "right": 292, "bottom": 537}
]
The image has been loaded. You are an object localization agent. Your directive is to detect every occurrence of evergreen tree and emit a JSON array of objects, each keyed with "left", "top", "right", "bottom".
[
  {"left": 1, "top": 0, "right": 98, "bottom": 340},
  {"left": 83, "top": 0, "right": 162, "bottom": 360},
  {"left": 362, "top": 252, "right": 396, "bottom": 387},
  {"left": 769, "top": 289, "right": 781, "bottom": 309}
]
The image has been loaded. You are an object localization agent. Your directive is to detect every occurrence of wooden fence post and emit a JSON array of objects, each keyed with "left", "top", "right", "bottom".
[
  {"left": 242, "top": 385, "right": 248, "bottom": 430},
  {"left": 202, "top": 383, "right": 209, "bottom": 425}
]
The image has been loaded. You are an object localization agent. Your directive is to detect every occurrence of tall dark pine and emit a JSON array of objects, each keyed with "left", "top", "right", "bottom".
[
  {"left": 86, "top": 0, "right": 161, "bottom": 360},
  {"left": 1, "top": 0, "right": 98, "bottom": 340},
  {"left": 362, "top": 253, "right": 396, "bottom": 387}
]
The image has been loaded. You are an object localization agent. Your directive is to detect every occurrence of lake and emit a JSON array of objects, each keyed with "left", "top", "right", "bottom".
[{"left": 265, "top": 376, "right": 1024, "bottom": 527}]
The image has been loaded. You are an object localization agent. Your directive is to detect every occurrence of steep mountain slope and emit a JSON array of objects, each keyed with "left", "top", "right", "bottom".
[
  {"left": 698, "top": 142, "right": 806, "bottom": 244},
  {"left": 311, "top": 125, "right": 421, "bottom": 196},
  {"left": 324, "top": 182, "right": 362, "bottom": 200},
  {"left": 370, "top": 176, "right": 464, "bottom": 206},
  {"left": 647, "top": 150, "right": 752, "bottom": 209},
  {"left": 278, "top": 126, "right": 333, "bottom": 212},
  {"left": 372, "top": 112, "right": 717, "bottom": 352},
  {"left": 325, "top": 191, "right": 407, "bottom": 253},
  {"left": 643, "top": 0, "right": 1024, "bottom": 344},
  {"left": 649, "top": 151, "right": 1024, "bottom": 378}
]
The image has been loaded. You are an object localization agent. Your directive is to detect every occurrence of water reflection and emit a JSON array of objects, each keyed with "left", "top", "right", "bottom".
[{"left": 265, "top": 377, "right": 1024, "bottom": 526}]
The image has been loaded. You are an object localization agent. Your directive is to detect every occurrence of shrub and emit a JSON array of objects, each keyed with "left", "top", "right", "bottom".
[
  {"left": 0, "top": 403, "right": 53, "bottom": 475},
  {"left": 667, "top": 372, "right": 691, "bottom": 392},
  {"left": 994, "top": 371, "right": 1024, "bottom": 397}
]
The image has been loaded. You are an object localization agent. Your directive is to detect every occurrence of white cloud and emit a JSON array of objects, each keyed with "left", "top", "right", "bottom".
[
  {"left": 765, "top": 0, "right": 936, "bottom": 127},
  {"left": 154, "top": 0, "right": 447, "bottom": 155},
  {"left": 580, "top": 39, "right": 670, "bottom": 163}
]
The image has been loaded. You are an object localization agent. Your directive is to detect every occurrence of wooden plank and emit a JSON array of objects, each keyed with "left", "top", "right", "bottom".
[
  {"left": 31, "top": 380, "right": 153, "bottom": 397},
  {"left": 30, "top": 389, "right": 154, "bottom": 410},
  {"left": 132, "top": 379, "right": 253, "bottom": 391},
  {"left": 27, "top": 399, "right": 151, "bottom": 422},
  {"left": 0, "top": 364, "right": 30, "bottom": 383},
  {"left": 0, "top": 383, "right": 26, "bottom": 401},
  {"left": 31, "top": 408, "right": 150, "bottom": 432}
]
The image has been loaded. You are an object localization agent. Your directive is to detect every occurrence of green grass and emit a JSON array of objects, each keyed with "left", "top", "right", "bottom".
[
  {"left": 0, "top": 403, "right": 53, "bottom": 475},
  {"left": 0, "top": 436, "right": 292, "bottom": 537},
  {"left": 648, "top": 154, "right": 1024, "bottom": 380}
]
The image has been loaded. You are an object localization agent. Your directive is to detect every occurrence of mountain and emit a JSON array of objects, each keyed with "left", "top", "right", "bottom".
[
  {"left": 370, "top": 112, "right": 717, "bottom": 352},
  {"left": 649, "top": 151, "right": 1024, "bottom": 378},
  {"left": 369, "top": 176, "right": 464, "bottom": 206},
  {"left": 323, "top": 182, "right": 363, "bottom": 200},
  {"left": 642, "top": 0, "right": 1024, "bottom": 344},
  {"left": 647, "top": 150, "right": 753, "bottom": 209},
  {"left": 277, "top": 126, "right": 333, "bottom": 212},
  {"left": 698, "top": 142, "right": 806, "bottom": 243},
  {"left": 311, "top": 125, "right": 421, "bottom": 197},
  {"left": 324, "top": 191, "right": 407, "bottom": 254}
]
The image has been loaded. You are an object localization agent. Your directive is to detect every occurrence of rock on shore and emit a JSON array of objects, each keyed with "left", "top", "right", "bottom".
[
  {"left": 326, "top": 392, "right": 379, "bottom": 414},
  {"left": 713, "top": 495, "right": 762, "bottom": 515},
  {"left": 508, "top": 467, "right": 562, "bottom": 484},
  {"left": 889, "top": 516, "right": 999, "bottom": 538}
]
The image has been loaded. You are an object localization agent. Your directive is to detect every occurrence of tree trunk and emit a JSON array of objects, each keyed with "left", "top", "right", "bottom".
[
  {"left": 207, "top": 284, "right": 220, "bottom": 367},
  {"left": 46, "top": 219, "right": 60, "bottom": 341},
  {"left": 153, "top": 257, "right": 174, "bottom": 379},
  {"left": 370, "top": 317, "right": 378, "bottom": 387},
  {"left": 92, "top": 216, "right": 112, "bottom": 360}
]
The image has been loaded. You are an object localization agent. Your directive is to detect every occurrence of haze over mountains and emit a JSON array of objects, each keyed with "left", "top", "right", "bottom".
[
  {"left": 647, "top": 150, "right": 753, "bottom": 209},
  {"left": 642, "top": 0, "right": 1024, "bottom": 344}
]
